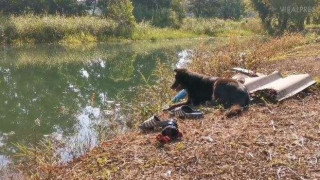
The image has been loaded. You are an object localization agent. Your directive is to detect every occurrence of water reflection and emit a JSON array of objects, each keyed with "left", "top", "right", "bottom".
[
  {"left": 0, "top": 155, "right": 9, "bottom": 169},
  {"left": 176, "top": 50, "right": 194, "bottom": 68},
  {"left": 0, "top": 39, "right": 200, "bottom": 168},
  {"left": 53, "top": 106, "right": 101, "bottom": 163}
]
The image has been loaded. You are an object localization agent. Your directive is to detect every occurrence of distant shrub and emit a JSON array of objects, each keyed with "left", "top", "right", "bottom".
[
  {"left": 133, "top": 21, "right": 196, "bottom": 40},
  {"left": 152, "top": 9, "right": 181, "bottom": 28},
  {"left": 181, "top": 18, "right": 221, "bottom": 35},
  {"left": 3, "top": 23, "right": 18, "bottom": 43}
]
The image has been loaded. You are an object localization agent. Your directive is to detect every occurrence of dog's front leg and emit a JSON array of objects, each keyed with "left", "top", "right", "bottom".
[{"left": 164, "top": 98, "right": 191, "bottom": 111}]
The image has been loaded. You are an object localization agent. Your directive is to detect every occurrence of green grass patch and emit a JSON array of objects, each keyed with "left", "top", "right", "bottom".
[
  {"left": 0, "top": 15, "right": 265, "bottom": 45},
  {"left": 1, "top": 15, "right": 118, "bottom": 45},
  {"left": 61, "top": 33, "right": 98, "bottom": 45},
  {"left": 315, "top": 77, "right": 320, "bottom": 85},
  {"left": 181, "top": 18, "right": 266, "bottom": 37},
  {"left": 306, "top": 24, "right": 320, "bottom": 28},
  {"left": 133, "top": 22, "right": 200, "bottom": 41}
]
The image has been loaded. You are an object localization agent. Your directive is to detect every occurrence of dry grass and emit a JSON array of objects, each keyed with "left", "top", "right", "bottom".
[
  {"left": 190, "top": 34, "right": 308, "bottom": 77},
  {"left": 44, "top": 88, "right": 320, "bottom": 179},
  {"left": 14, "top": 140, "right": 65, "bottom": 179},
  {"left": 17, "top": 34, "right": 320, "bottom": 179},
  {"left": 258, "top": 44, "right": 320, "bottom": 77},
  {"left": 126, "top": 34, "right": 309, "bottom": 127},
  {"left": 124, "top": 61, "right": 177, "bottom": 127}
]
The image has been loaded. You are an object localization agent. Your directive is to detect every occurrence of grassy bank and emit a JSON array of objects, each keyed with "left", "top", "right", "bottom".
[
  {"left": 0, "top": 15, "right": 118, "bottom": 45},
  {"left": 181, "top": 18, "right": 265, "bottom": 37},
  {"left": 0, "top": 15, "right": 265, "bottom": 45},
  {"left": 14, "top": 33, "right": 320, "bottom": 179},
  {"left": 127, "top": 34, "right": 310, "bottom": 124}
]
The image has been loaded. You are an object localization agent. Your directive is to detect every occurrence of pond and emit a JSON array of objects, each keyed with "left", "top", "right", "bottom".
[{"left": 0, "top": 38, "right": 218, "bottom": 170}]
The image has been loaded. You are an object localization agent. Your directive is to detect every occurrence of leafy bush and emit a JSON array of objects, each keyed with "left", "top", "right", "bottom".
[
  {"left": 3, "top": 23, "right": 19, "bottom": 43},
  {"left": 152, "top": 9, "right": 180, "bottom": 28}
]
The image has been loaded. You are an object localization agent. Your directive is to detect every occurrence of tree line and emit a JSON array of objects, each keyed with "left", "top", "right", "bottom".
[
  {"left": 0, "top": 0, "right": 245, "bottom": 19},
  {"left": 0, "top": 0, "right": 319, "bottom": 34}
]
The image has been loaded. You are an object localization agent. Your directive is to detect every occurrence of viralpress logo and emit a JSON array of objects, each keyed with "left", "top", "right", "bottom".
[{"left": 279, "top": 6, "right": 316, "bottom": 14}]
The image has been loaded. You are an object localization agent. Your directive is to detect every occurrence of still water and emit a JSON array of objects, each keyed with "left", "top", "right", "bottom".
[{"left": 0, "top": 39, "right": 216, "bottom": 169}]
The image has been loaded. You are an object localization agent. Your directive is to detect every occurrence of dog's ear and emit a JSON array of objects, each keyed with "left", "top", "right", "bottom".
[{"left": 174, "top": 68, "right": 187, "bottom": 74}]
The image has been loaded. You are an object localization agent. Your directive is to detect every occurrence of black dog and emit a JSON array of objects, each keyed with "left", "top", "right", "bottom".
[{"left": 166, "top": 69, "right": 250, "bottom": 117}]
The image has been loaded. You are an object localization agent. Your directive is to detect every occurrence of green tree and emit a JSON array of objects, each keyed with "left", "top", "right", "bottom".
[
  {"left": 221, "top": 0, "right": 245, "bottom": 19},
  {"left": 250, "top": 0, "right": 318, "bottom": 34},
  {"left": 49, "top": 0, "right": 88, "bottom": 15},
  {"left": 0, "top": 0, "right": 89, "bottom": 15},
  {"left": 311, "top": 1, "right": 320, "bottom": 24},
  {"left": 189, "top": 0, "right": 220, "bottom": 18},
  {"left": 108, "top": 0, "right": 136, "bottom": 38},
  {"left": 97, "top": 0, "right": 110, "bottom": 16},
  {"left": 172, "top": 0, "right": 187, "bottom": 26},
  {"left": 0, "top": 0, "right": 28, "bottom": 14},
  {"left": 132, "top": 0, "right": 186, "bottom": 28},
  {"left": 189, "top": 0, "right": 245, "bottom": 19}
]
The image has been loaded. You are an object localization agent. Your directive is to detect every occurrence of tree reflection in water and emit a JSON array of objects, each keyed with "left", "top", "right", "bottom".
[{"left": 0, "top": 40, "right": 198, "bottom": 165}]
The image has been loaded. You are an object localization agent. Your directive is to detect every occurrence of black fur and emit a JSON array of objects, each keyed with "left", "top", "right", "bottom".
[{"left": 168, "top": 69, "right": 250, "bottom": 116}]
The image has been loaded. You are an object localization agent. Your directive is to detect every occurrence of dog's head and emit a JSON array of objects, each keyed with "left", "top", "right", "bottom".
[{"left": 171, "top": 68, "right": 188, "bottom": 92}]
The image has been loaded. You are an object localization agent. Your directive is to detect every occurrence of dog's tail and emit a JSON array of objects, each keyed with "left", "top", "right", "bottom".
[{"left": 224, "top": 104, "right": 244, "bottom": 118}]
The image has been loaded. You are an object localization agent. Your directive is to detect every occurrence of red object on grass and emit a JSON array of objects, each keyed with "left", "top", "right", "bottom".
[
  {"left": 156, "top": 132, "right": 183, "bottom": 144},
  {"left": 156, "top": 134, "right": 171, "bottom": 144}
]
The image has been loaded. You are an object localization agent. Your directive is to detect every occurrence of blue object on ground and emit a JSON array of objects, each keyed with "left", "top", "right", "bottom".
[{"left": 172, "top": 89, "right": 188, "bottom": 103}]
